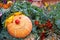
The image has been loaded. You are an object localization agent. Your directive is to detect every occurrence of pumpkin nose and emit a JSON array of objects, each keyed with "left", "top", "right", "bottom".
[{"left": 15, "top": 19, "right": 20, "bottom": 24}]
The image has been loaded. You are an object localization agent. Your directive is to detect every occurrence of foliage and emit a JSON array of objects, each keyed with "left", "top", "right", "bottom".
[
  {"left": 1, "top": 2, "right": 44, "bottom": 40},
  {"left": 1, "top": 1, "right": 60, "bottom": 40}
]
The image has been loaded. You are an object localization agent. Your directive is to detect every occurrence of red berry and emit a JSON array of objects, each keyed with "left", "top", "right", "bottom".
[
  {"left": 48, "top": 23, "right": 53, "bottom": 29},
  {"left": 15, "top": 19, "right": 20, "bottom": 24},
  {"left": 45, "top": 20, "right": 53, "bottom": 29},
  {"left": 34, "top": 20, "right": 39, "bottom": 26},
  {"left": 40, "top": 32, "right": 45, "bottom": 40}
]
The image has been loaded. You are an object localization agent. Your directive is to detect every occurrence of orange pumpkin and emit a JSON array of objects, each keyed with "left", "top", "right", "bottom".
[
  {"left": 0, "top": 3, "right": 3, "bottom": 8},
  {"left": 6, "top": 13, "right": 32, "bottom": 38},
  {"left": 3, "top": 4, "right": 9, "bottom": 9}
]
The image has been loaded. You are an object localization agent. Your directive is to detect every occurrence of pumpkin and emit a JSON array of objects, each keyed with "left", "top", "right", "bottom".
[
  {"left": 2, "top": 4, "right": 9, "bottom": 9},
  {"left": 0, "top": 3, "right": 3, "bottom": 8},
  {"left": 5, "top": 12, "right": 32, "bottom": 38},
  {"left": 2, "top": 1, "right": 12, "bottom": 9}
]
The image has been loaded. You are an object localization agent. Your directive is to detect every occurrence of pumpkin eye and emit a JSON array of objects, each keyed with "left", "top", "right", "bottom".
[{"left": 19, "top": 17, "right": 21, "bottom": 19}]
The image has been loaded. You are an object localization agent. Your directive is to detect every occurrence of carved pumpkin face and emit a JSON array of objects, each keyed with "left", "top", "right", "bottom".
[{"left": 5, "top": 12, "right": 32, "bottom": 38}]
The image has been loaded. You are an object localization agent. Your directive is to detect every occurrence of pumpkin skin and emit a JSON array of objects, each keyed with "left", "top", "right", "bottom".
[
  {"left": 3, "top": 4, "right": 9, "bottom": 9},
  {"left": 6, "top": 15, "right": 32, "bottom": 38}
]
